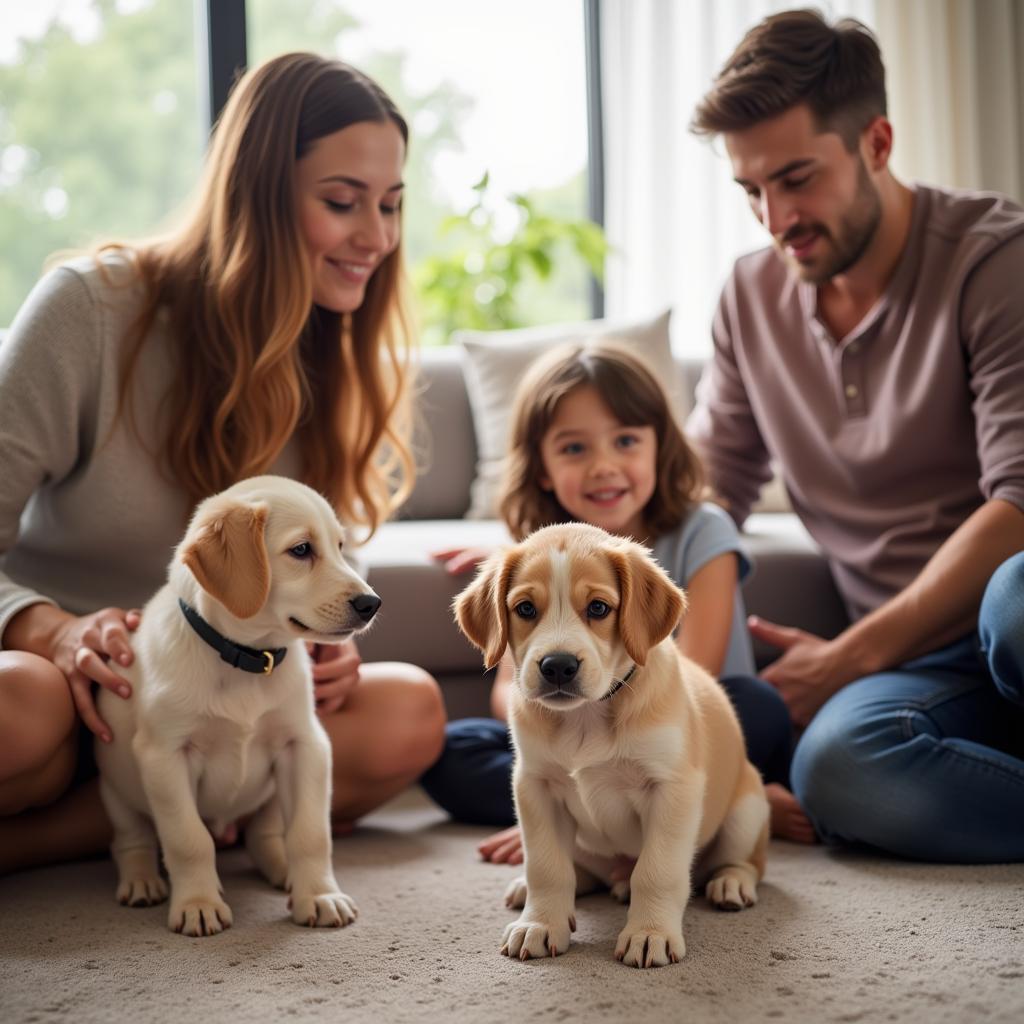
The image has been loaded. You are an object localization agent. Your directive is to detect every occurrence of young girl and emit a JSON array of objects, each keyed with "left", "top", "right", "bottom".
[
  {"left": 0, "top": 53, "right": 446, "bottom": 875},
  {"left": 422, "top": 341, "right": 814, "bottom": 857}
]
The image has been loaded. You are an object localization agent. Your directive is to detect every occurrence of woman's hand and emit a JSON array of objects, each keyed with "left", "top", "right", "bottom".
[
  {"left": 47, "top": 607, "right": 142, "bottom": 741},
  {"left": 308, "top": 639, "right": 361, "bottom": 715},
  {"left": 432, "top": 546, "right": 497, "bottom": 576}
]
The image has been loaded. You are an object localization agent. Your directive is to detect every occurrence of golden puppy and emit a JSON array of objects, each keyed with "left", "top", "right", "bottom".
[
  {"left": 96, "top": 475, "right": 379, "bottom": 936},
  {"left": 455, "top": 523, "right": 768, "bottom": 968}
]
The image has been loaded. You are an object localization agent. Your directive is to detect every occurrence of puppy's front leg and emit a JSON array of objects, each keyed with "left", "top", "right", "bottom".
[
  {"left": 278, "top": 731, "right": 356, "bottom": 928},
  {"left": 136, "top": 739, "right": 232, "bottom": 937},
  {"left": 503, "top": 769, "right": 577, "bottom": 961},
  {"left": 99, "top": 778, "right": 168, "bottom": 908},
  {"left": 615, "top": 777, "right": 704, "bottom": 968}
]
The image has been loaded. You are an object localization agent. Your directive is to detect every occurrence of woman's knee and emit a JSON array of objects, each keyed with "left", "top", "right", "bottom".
[
  {"left": 0, "top": 653, "right": 76, "bottom": 779},
  {"left": 979, "top": 551, "right": 1024, "bottom": 704},
  {"left": 350, "top": 663, "right": 447, "bottom": 781},
  {"left": 0, "top": 654, "right": 79, "bottom": 813}
]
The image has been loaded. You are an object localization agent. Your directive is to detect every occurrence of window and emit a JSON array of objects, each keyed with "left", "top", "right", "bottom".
[{"left": 0, "top": 0, "right": 204, "bottom": 326}]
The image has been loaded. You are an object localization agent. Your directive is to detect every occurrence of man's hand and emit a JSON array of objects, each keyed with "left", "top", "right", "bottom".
[
  {"left": 308, "top": 639, "right": 361, "bottom": 715},
  {"left": 748, "top": 616, "right": 858, "bottom": 727}
]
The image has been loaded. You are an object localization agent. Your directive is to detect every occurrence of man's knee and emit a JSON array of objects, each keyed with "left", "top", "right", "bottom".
[
  {"left": 979, "top": 551, "right": 1024, "bottom": 705},
  {"left": 790, "top": 691, "right": 913, "bottom": 846},
  {"left": 791, "top": 686, "right": 963, "bottom": 858},
  {"left": 791, "top": 711, "right": 858, "bottom": 834}
]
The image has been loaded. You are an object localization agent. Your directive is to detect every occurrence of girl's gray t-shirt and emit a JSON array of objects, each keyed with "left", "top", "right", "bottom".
[{"left": 651, "top": 501, "right": 756, "bottom": 678}]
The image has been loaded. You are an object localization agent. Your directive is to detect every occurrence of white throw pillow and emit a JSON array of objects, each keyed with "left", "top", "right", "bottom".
[{"left": 456, "top": 309, "right": 687, "bottom": 520}]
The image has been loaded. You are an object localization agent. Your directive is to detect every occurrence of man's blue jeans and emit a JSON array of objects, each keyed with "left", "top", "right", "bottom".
[{"left": 791, "top": 552, "right": 1024, "bottom": 863}]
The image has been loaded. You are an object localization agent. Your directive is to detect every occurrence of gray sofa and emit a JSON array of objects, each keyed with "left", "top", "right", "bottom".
[{"left": 357, "top": 346, "right": 850, "bottom": 718}]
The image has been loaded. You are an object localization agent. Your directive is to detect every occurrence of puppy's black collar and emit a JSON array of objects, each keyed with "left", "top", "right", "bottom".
[
  {"left": 601, "top": 663, "right": 637, "bottom": 701},
  {"left": 178, "top": 598, "right": 288, "bottom": 675}
]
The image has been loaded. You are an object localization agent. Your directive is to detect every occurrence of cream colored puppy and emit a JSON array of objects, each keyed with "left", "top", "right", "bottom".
[
  {"left": 456, "top": 523, "right": 769, "bottom": 968},
  {"left": 96, "top": 475, "right": 379, "bottom": 937}
]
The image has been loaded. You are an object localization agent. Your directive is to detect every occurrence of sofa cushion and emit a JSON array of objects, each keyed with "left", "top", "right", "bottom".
[
  {"left": 399, "top": 347, "right": 478, "bottom": 520},
  {"left": 455, "top": 309, "right": 687, "bottom": 519}
]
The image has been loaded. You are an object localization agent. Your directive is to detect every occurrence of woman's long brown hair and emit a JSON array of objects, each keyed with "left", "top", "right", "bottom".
[{"left": 99, "top": 53, "right": 415, "bottom": 533}]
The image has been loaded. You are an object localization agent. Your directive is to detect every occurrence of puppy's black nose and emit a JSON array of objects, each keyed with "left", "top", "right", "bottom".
[
  {"left": 540, "top": 653, "right": 579, "bottom": 684},
  {"left": 350, "top": 593, "right": 381, "bottom": 623}
]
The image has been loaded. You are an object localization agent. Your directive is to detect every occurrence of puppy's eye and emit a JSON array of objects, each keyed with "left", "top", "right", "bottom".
[
  {"left": 514, "top": 601, "right": 537, "bottom": 620},
  {"left": 288, "top": 542, "right": 314, "bottom": 559},
  {"left": 587, "top": 600, "right": 611, "bottom": 619}
]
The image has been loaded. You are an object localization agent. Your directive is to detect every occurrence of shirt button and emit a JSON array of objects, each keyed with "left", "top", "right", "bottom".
[
  {"left": 848, "top": 342, "right": 859, "bottom": 355},
  {"left": 845, "top": 384, "right": 859, "bottom": 399}
]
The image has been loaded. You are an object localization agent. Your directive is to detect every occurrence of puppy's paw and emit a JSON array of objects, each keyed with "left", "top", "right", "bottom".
[
  {"left": 504, "top": 875, "right": 528, "bottom": 909},
  {"left": 290, "top": 890, "right": 358, "bottom": 928},
  {"left": 609, "top": 880, "right": 631, "bottom": 904},
  {"left": 615, "top": 926, "right": 685, "bottom": 968},
  {"left": 501, "top": 913, "right": 574, "bottom": 961},
  {"left": 706, "top": 866, "right": 758, "bottom": 911},
  {"left": 169, "top": 895, "right": 233, "bottom": 937},
  {"left": 116, "top": 872, "right": 169, "bottom": 907}
]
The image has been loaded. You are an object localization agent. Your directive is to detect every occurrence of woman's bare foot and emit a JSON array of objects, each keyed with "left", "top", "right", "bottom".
[
  {"left": 477, "top": 825, "right": 523, "bottom": 864},
  {"left": 766, "top": 783, "right": 816, "bottom": 843}
]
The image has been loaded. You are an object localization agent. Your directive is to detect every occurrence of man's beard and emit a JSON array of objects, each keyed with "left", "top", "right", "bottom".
[{"left": 779, "top": 159, "right": 883, "bottom": 284}]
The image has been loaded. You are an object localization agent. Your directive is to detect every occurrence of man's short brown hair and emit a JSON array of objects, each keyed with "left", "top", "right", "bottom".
[{"left": 690, "top": 8, "right": 887, "bottom": 150}]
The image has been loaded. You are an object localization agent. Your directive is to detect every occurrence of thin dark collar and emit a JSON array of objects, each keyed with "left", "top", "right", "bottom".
[
  {"left": 601, "top": 663, "right": 637, "bottom": 701},
  {"left": 178, "top": 598, "right": 288, "bottom": 675}
]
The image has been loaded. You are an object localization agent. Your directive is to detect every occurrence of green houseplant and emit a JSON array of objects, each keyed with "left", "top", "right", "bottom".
[{"left": 414, "top": 172, "right": 609, "bottom": 345}]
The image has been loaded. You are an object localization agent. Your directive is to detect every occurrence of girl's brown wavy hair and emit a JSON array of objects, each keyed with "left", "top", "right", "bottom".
[
  {"left": 98, "top": 52, "right": 415, "bottom": 533},
  {"left": 498, "top": 342, "right": 703, "bottom": 541}
]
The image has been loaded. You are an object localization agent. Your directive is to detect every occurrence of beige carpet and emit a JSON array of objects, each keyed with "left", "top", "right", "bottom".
[{"left": 2, "top": 788, "right": 1023, "bottom": 1024}]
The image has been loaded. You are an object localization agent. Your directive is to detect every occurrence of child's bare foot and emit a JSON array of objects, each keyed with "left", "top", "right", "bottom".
[
  {"left": 766, "top": 783, "right": 816, "bottom": 843},
  {"left": 477, "top": 825, "right": 523, "bottom": 864},
  {"left": 212, "top": 821, "right": 239, "bottom": 847}
]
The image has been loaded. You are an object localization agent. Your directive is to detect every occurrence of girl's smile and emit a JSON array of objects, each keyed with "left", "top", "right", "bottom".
[{"left": 539, "top": 384, "right": 658, "bottom": 541}]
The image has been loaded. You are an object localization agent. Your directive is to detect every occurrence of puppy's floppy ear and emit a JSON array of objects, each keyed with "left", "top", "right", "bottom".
[
  {"left": 454, "top": 549, "right": 520, "bottom": 670},
  {"left": 182, "top": 498, "right": 271, "bottom": 619},
  {"left": 608, "top": 544, "right": 686, "bottom": 666}
]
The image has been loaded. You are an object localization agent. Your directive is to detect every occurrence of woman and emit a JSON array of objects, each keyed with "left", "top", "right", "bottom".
[{"left": 0, "top": 52, "right": 445, "bottom": 874}]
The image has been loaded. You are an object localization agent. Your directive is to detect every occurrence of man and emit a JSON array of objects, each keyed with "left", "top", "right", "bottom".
[{"left": 687, "top": 9, "right": 1024, "bottom": 862}]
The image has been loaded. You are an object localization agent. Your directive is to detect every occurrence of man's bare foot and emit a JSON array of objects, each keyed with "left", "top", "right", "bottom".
[
  {"left": 477, "top": 825, "right": 523, "bottom": 864},
  {"left": 766, "top": 783, "right": 816, "bottom": 843}
]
